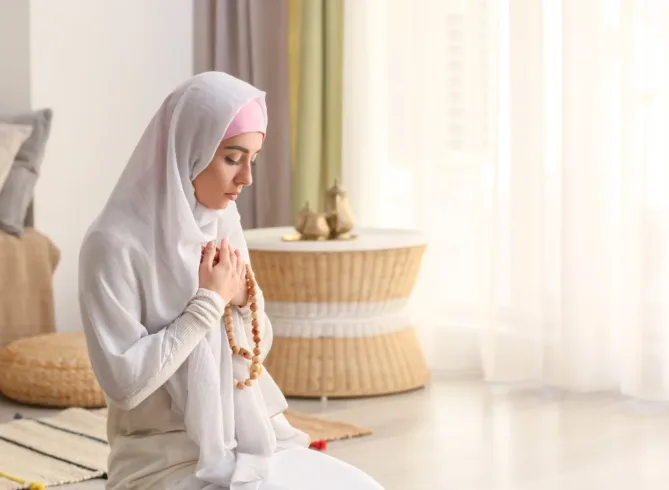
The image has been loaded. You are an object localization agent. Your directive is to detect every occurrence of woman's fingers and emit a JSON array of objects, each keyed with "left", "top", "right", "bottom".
[
  {"left": 213, "top": 241, "right": 245, "bottom": 281},
  {"left": 228, "top": 244, "right": 238, "bottom": 269},
  {"left": 202, "top": 241, "right": 216, "bottom": 268},
  {"left": 218, "top": 239, "right": 232, "bottom": 266},
  {"left": 234, "top": 249, "right": 245, "bottom": 278}
]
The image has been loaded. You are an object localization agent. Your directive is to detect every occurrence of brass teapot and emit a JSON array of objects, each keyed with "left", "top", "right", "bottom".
[
  {"left": 324, "top": 179, "right": 355, "bottom": 238},
  {"left": 293, "top": 201, "right": 330, "bottom": 240}
]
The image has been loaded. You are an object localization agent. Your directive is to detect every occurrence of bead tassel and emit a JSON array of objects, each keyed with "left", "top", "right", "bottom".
[{"left": 226, "top": 264, "right": 263, "bottom": 390}]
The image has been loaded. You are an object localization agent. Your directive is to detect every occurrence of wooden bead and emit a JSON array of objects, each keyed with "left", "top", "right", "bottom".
[{"left": 225, "top": 265, "right": 264, "bottom": 388}]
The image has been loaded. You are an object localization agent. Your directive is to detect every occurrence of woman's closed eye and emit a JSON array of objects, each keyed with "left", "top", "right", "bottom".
[{"left": 225, "top": 153, "right": 259, "bottom": 166}]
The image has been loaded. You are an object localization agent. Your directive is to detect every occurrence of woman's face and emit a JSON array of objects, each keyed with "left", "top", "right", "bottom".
[{"left": 193, "top": 132, "right": 264, "bottom": 209}]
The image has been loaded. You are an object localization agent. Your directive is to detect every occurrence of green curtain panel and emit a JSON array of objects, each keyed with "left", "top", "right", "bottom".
[{"left": 289, "top": 0, "right": 344, "bottom": 214}]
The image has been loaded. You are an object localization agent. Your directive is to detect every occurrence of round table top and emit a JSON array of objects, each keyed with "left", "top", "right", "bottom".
[{"left": 244, "top": 226, "right": 427, "bottom": 252}]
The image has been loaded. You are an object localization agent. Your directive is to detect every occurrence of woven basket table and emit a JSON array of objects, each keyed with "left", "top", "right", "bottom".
[
  {"left": 245, "top": 226, "right": 431, "bottom": 398},
  {"left": 0, "top": 331, "right": 106, "bottom": 408}
]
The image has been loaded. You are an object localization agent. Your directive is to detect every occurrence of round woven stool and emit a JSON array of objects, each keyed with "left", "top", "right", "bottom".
[
  {"left": 0, "top": 331, "right": 106, "bottom": 408},
  {"left": 245, "top": 226, "right": 431, "bottom": 398}
]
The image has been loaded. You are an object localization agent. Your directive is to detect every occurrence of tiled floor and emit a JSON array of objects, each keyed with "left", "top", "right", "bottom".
[{"left": 3, "top": 377, "right": 669, "bottom": 489}]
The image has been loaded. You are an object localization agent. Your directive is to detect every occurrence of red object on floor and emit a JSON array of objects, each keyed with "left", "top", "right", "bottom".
[{"left": 309, "top": 439, "right": 327, "bottom": 451}]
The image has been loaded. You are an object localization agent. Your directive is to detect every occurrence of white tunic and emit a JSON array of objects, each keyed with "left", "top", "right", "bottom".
[{"left": 80, "top": 252, "right": 383, "bottom": 490}]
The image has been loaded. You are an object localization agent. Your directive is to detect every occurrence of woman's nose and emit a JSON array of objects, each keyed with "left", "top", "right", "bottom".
[{"left": 237, "top": 163, "right": 253, "bottom": 186}]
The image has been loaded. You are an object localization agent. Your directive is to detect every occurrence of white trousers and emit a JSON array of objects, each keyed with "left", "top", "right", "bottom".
[{"left": 168, "top": 448, "right": 384, "bottom": 490}]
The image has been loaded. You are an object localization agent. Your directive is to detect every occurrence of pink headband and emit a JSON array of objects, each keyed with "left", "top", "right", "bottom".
[{"left": 223, "top": 99, "right": 266, "bottom": 140}]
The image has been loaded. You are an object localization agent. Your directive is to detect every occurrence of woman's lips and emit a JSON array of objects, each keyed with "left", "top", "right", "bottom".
[{"left": 225, "top": 193, "right": 239, "bottom": 201}]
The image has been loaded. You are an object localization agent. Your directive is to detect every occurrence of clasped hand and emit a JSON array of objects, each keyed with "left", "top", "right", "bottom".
[{"left": 199, "top": 239, "right": 248, "bottom": 306}]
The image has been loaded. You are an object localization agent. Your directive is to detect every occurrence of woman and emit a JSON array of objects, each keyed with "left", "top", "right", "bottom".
[{"left": 78, "top": 72, "right": 383, "bottom": 490}]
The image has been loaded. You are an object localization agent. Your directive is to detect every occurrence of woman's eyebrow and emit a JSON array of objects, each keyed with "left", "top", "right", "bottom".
[{"left": 224, "top": 145, "right": 249, "bottom": 154}]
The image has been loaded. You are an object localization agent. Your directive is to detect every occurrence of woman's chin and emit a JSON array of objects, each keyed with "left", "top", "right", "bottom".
[{"left": 194, "top": 195, "right": 231, "bottom": 210}]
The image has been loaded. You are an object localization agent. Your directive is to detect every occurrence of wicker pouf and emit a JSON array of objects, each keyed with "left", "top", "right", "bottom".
[
  {"left": 0, "top": 331, "right": 106, "bottom": 408},
  {"left": 245, "top": 226, "right": 431, "bottom": 398}
]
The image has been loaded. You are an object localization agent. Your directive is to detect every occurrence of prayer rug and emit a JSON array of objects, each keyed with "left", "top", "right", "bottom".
[{"left": 0, "top": 407, "right": 371, "bottom": 490}]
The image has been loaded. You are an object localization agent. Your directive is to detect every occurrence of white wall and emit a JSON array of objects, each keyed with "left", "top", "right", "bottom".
[
  {"left": 0, "top": 1, "right": 31, "bottom": 113},
  {"left": 1, "top": 0, "right": 193, "bottom": 330}
]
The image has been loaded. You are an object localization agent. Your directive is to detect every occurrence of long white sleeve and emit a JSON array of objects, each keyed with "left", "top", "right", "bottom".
[{"left": 78, "top": 232, "right": 226, "bottom": 411}]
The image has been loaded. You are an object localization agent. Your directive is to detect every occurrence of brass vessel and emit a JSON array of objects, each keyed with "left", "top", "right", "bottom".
[
  {"left": 285, "top": 181, "right": 357, "bottom": 241},
  {"left": 291, "top": 201, "right": 329, "bottom": 240},
  {"left": 294, "top": 201, "right": 312, "bottom": 235},
  {"left": 324, "top": 179, "right": 355, "bottom": 239},
  {"left": 300, "top": 212, "right": 330, "bottom": 240}
]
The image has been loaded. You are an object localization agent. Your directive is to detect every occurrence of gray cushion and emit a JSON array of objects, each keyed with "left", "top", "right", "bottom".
[{"left": 0, "top": 108, "right": 53, "bottom": 236}]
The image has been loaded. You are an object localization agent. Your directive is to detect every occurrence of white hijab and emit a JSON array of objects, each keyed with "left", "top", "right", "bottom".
[{"left": 80, "top": 72, "right": 306, "bottom": 490}]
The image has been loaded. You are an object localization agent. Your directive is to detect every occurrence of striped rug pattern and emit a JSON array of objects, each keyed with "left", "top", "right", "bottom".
[
  {"left": 0, "top": 408, "right": 107, "bottom": 490},
  {"left": 0, "top": 408, "right": 371, "bottom": 490}
]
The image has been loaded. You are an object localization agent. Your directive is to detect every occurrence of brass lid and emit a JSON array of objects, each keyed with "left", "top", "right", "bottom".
[{"left": 326, "top": 179, "right": 347, "bottom": 197}]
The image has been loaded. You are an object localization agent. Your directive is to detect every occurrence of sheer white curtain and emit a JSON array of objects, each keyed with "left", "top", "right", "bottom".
[{"left": 342, "top": 0, "right": 669, "bottom": 401}]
